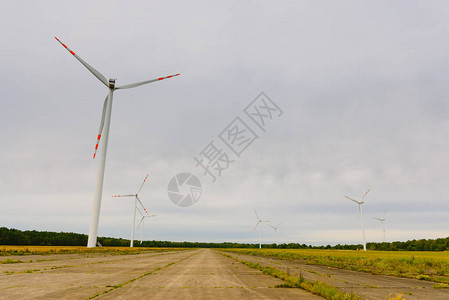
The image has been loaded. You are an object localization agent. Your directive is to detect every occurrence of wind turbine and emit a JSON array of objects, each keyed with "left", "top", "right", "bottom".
[
  {"left": 373, "top": 210, "right": 387, "bottom": 242},
  {"left": 253, "top": 210, "right": 270, "bottom": 249},
  {"left": 268, "top": 222, "right": 281, "bottom": 232},
  {"left": 137, "top": 213, "right": 156, "bottom": 245},
  {"left": 344, "top": 188, "right": 370, "bottom": 251},
  {"left": 112, "top": 174, "right": 150, "bottom": 247},
  {"left": 55, "top": 37, "right": 180, "bottom": 248}
]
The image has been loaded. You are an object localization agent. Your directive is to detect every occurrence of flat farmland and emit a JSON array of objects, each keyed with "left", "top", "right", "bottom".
[
  {"left": 0, "top": 247, "right": 320, "bottom": 299},
  {"left": 2, "top": 246, "right": 449, "bottom": 299}
]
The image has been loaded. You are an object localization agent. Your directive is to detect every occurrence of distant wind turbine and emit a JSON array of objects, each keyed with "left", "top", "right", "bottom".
[
  {"left": 268, "top": 222, "right": 281, "bottom": 232},
  {"left": 137, "top": 212, "right": 156, "bottom": 245},
  {"left": 344, "top": 188, "right": 370, "bottom": 251},
  {"left": 112, "top": 174, "right": 150, "bottom": 247},
  {"left": 373, "top": 210, "right": 387, "bottom": 242},
  {"left": 55, "top": 37, "right": 180, "bottom": 248},
  {"left": 253, "top": 210, "right": 270, "bottom": 249}
]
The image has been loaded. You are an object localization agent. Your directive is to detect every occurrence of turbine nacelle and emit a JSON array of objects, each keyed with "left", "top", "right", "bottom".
[{"left": 108, "top": 79, "right": 116, "bottom": 89}]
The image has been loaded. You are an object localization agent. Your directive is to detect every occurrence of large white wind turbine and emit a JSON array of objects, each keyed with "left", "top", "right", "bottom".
[
  {"left": 55, "top": 37, "right": 179, "bottom": 248},
  {"left": 112, "top": 174, "right": 150, "bottom": 247},
  {"left": 344, "top": 188, "right": 370, "bottom": 251},
  {"left": 137, "top": 213, "right": 156, "bottom": 245},
  {"left": 253, "top": 210, "right": 270, "bottom": 249},
  {"left": 373, "top": 210, "right": 387, "bottom": 242}
]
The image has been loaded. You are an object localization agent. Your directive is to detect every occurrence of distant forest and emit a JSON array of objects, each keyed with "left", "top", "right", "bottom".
[{"left": 0, "top": 227, "right": 448, "bottom": 251}]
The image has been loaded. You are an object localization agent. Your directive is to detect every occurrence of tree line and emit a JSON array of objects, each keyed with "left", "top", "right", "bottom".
[{"left": 0, "top": 227, "right": 447, "bottom": 251}]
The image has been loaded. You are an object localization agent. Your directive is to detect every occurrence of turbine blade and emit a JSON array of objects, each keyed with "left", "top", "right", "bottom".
[
  {"left": 136, "top": 206, "right": 144, "bottom": 216},
  {"left": 253, "top": 220, "right": 261, "bottom": 231},
  {"left": 136, "top": 195, "right": 149, "bottom": 215},
  {"left": 254, "top": 209, "right": 260, "bottom": 220},
  {"left": 54, "top": 37, "right": 108, "bottom": 87},
  {"left": 137, "top": 216, "right": 144, "bottom": 230},
  {"left": 115, "top": 73, "right": 180, "bottom": 89},
  {"left": 136, "top": 174, "right": 149, "bottom": 195},
  {"left": 268, "top": 224, "right": 275, "bottom": 229},
  {"left": 277, "top": 222, "right": 282, "bottom": 227},
  {"left": 344, "top": 195, "right": 360, "bottom": 204},
  {"left": 360, "top": 188, "right": 371, "bottom": 203},
  {"left": 93, "top": 95, "right": 108, "bottom": 159},
  {"left": 112, "top": 194, "right": 135, "bottom": 197},
  {"left": 383, "top": 210, "right": 387, "bottom": 218},
  {"left": 373, "top": 217, "right": 381, "bottom": 220}
]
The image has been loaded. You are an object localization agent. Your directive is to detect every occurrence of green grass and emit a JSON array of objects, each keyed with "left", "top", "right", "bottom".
[
  {"left": 220, "top": 252, "right": 360, "bottom": 300},
  {"left": 0, "top": 246, "right": 184, "bottom": 256},
  {"left": 433, "top": 283, "right": 449, "bottom": 289},
  {"left": 0, "top": 259, "right": 23, "bottom": 264},
  {"left": 223, "top": 248, "right": 449, "bottom": 283}
]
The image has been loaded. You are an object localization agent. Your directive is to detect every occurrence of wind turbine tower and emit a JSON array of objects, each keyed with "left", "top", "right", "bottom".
[
  {"left": 55, "top": 38, "right": 179, "bottom": 247},
  {"left": 113, "top": 174, "right": 151, "bottom": 247},
  {"left": 373, "top": 210, "right": 387, "bottom": 242},
  {"left": 253, "top": 210, "right": 270, "bottom": 249},
  {"left": 137, "top": 213, "right": 156, "bottom": 245},
  {"left": 344, "top": 188, "right": 370, "bottom": 251}
]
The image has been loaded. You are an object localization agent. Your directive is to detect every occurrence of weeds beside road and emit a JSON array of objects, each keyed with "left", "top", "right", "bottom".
[{"left": 223, "top": 248, "right": 449, "bottom": 284}]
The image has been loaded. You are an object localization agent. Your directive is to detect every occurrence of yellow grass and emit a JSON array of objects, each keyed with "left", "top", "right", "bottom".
[{"left": 0, "top": 245, "right": 179, "bottom": 255}]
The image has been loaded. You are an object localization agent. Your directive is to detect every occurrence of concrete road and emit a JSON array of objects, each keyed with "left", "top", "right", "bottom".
[
  {"left": 0, "top": 249, "right": 191, "bottom": 299},
  {"left": 1, "top": 249, "right": 321, "bottom": 299},
  {"left": 98, "top": 249, "right": 321, "bottom": 299}
]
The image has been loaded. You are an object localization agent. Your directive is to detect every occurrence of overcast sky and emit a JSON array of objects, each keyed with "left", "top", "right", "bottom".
[{"left": 1, "top": 1, "right": 449, "bottom": 246}]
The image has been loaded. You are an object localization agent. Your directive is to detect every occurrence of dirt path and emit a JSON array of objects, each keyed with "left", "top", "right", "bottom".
[
  {"left": 99, "top": 248, "right": 321, "bottom": 299},
  {"left": 1, "top": 249, "right": 322, "bottom": 299},
  {"left": 223, "top": 251, "right": 449, "bottom": 299}
]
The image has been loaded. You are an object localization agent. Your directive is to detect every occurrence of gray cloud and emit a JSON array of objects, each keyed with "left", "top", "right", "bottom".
[{"left": 1, "top": 1, "right": 448, "bottom": 246}]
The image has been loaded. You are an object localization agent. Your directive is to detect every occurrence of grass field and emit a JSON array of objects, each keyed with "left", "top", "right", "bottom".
[
  {"left": 224, "top": 248, "right": 449, "bottom": 284},
  {"left": 0, "top": 245, "right": 180, "bottom": 257}
]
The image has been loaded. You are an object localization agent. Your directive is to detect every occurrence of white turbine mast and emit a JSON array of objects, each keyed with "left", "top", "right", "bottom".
[
  {"left": 112, "top": 174, "right": 151, "bottom": 247},
  {"left": 344, "top": 188, "right": 370, "bottom": 251},
  {"left": 55, "top": 37, "right": 180, "bottom": 248},
  {"left": 373, "top": 209, "right": 387, "bottom": 242},
  {"left": 253, "top": 210, "right": 270, "bottom": 249}
]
